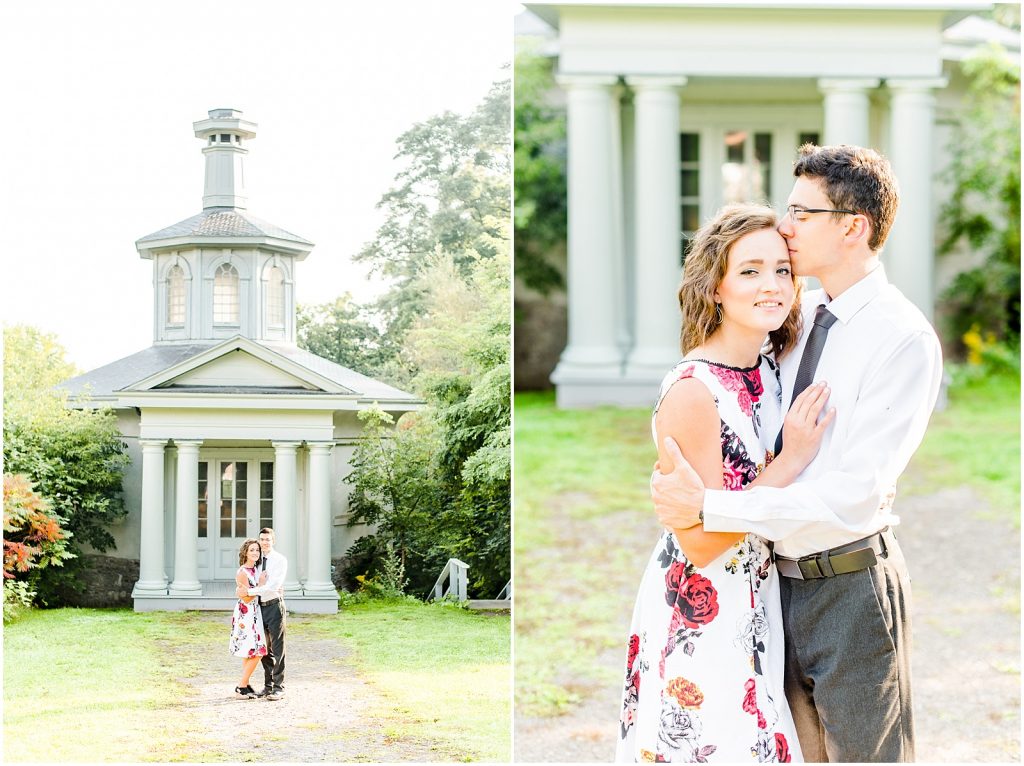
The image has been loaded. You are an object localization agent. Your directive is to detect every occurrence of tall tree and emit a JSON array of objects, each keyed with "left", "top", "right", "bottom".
[
  {"left": 296, "top": 294, "right": 385, "bottom": 378},
  {"left": 354, "top": 76, "right": 511, "bottom": 376},
  {"left": 2, "top": 325, "right": 129, "bottom": 605}
]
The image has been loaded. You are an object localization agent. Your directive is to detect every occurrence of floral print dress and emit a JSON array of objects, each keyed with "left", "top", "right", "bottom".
[
  {"left": 229, "top": 566, "right": 268, "bottom": 659},
  {"left": 617, "top": 357, "right": 802, "bottom": 763}
]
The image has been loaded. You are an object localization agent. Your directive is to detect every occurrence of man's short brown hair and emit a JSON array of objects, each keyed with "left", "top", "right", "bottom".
[
  {"left": 793, "top": 144, "right": 899, "bottom": 251},
  {"left": 259, "top": 527, "right": 275, "bottom": 540}
]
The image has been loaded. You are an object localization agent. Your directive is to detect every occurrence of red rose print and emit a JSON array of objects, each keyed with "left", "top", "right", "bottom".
[
  {"left": 707, "top": 365, "right": 763, "bottom": 416},
  {"left": 722, "top": 457, "right": 746, "bottom": 491},
  {"left": 664, "top": 561, "right": 687, "bottom": 606},
  {"left": 742, "top": 678, "right": 757, "bottom": 715},
  {"left": 668, "top": 606, "right": 684, "bottom": 635},
  {"left": 775, "top": 733, "right": 792, "bottom": 762},
  {"left": 676, "top": 573, "right": 720, "bottom": 628},
  {"left": 627, "top": 633, "right": 640, "bottom": 671},
  {"left": 677, "top": 364, "right": 696, "bottom": 381},
  {"left": 239, "top": 602, "right": 248, "bottom": 615}
]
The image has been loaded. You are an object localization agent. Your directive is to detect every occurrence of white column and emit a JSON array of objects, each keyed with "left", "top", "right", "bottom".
[
  {"left": 169, "top": 440, "right": 202, "bottom": 594},
  {"left": 134, "top": 439, "right": 168, "bottom": 595},
  {"left": 304, "top": 442, "right": 336, "bottom": 596},
  {"left": 162, "top": 445, "right": 176, "bottom": 585},
  {"left": 624, "top": 76, "right": 688, "bottom": 380},
  {"left": 886, "top": 78, "right": 947, "bottom": 321},
  {"left": 818, "top": 79, "right": 880, "bottom": 146},
  {"left": 272, "top": 441, "right": 301, "bottom": 596},
  {"left": 551, "top": 74, "right": 624, "bottom": 396}
]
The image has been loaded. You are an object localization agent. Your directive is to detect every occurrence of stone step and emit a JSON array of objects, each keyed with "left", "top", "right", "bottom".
[{"left": 467, "top": 599, "right": 511, "bottom": 611}]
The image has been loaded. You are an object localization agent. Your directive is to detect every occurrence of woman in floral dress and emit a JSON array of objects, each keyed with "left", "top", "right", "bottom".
[
  {"left": 617, "top": 205, "right": 834, "bottom": 763},
  {"left": 230, "top": 539, "right": 268, "bottom": 698}
]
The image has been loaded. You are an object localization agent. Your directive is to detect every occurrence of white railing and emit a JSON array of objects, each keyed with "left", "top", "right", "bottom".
[
  {"left": 431, "top": 558, "right": 469, "bottom": 602},
  {"left": 496, "top": 579, "right": 511, "bottom": 600}
]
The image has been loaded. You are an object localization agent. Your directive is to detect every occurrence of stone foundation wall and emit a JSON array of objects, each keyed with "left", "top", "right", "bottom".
[
  {"left": 514, "top": 292, "right": 567, "bottom": 391},
  {"left": 63, "top": 555, "right": 139, "bottom": 608}
]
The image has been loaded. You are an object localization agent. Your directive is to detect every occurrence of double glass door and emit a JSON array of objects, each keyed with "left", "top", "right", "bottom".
[{"left": 196, "top": 457, "right": 275, "bottom": 580}]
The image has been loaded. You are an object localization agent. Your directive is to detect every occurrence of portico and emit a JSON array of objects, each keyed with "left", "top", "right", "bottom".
[{"left": 529, "top": 2, "right": 979, "bottom": 406}]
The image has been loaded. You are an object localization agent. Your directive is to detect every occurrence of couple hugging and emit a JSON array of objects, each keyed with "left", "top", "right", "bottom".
[
  {"left": 618, "top": 144, "right": 943, "bottom": 763},
  {"left": 229, "top": 527, "right": 288, "bottom": 701}
]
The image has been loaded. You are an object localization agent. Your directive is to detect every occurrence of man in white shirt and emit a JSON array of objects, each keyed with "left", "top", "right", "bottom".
[
  {"left": 237, "top": 526, "right": 287, "bottom": 701},
  {"left": 651, "top": 145, "right": 943, "bottom": 762}
]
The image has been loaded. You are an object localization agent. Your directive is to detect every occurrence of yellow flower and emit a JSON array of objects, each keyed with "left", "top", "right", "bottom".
[{"left": 666, "top": 676, "right": 704, "bottom": 708}]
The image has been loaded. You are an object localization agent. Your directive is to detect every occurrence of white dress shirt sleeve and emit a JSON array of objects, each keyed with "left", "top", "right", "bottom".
[
  {"left": 702, "top": 329, "right": 943, "bottom": 541},
  {"left": 248, "top": 553, "right": 286, "bottom": 598}
]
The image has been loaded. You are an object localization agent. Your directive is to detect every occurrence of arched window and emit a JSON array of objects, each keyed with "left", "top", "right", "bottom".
[
  {"left": 167, "top": 265, "right": 185, "bottom": 326},
  {"left": 267, "top": 266, "right": 285, "bottom": 328},
  {"left": 213, "top": 263, "right": 239, "bottom": 325}
]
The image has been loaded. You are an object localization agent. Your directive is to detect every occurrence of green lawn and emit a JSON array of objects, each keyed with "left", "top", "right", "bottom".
[
  {"left": 513, "top": 372, "right": 1022, "bottom": 716},
  {"left": 308, "top": 600, "right": 511, "bottom": 762},
  {"left": 3, "top": 610, "right": 220, "bottom": 761},
  {"left": 901, "top": 371, "right": 1020, "bottom": 524},
  {"left": 513, "top": 392, "right": 656, "bottom": 715},
  {"left": 4, "top": 603, "right": 510, "bottom": 762}
]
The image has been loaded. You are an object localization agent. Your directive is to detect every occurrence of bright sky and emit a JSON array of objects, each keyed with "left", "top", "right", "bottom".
[{"left": 0, "top": 1, "right": 516, "bottom": 372}]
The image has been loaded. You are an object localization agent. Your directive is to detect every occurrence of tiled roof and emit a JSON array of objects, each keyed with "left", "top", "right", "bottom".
[
  {"left": 137, "top": 208, "right": 313, "bottom": 246},
  {"left": 60, "top": 342, "right": 418, "bottom": 403}
]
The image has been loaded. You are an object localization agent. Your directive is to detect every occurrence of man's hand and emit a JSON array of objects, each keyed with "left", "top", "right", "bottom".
[
  {"left": 235, "top": 584, "right": 247, "bottom": 599},
  {"left": 259, "top": 572, "right": 268, "bottom": 586},
  {"left": 651, "top": 436, "right": 705, "bottom": 530}
]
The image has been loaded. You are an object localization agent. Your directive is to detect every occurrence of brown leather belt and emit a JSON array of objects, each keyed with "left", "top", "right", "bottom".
[{"left": 775, "top": 528, "right": 889, "bottom": 580}]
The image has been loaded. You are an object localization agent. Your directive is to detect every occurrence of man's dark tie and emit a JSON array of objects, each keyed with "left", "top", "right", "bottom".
[{"left": 774, "top": 304, "right": 838, "bottom": 455}]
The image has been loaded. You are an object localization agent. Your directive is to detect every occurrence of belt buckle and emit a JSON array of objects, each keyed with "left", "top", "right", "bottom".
[{"left": 797, "top": 555, "right": 824, "bottom": 579}]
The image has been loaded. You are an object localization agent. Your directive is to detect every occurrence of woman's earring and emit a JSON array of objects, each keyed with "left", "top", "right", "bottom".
[{"left": 715, "top": 303, "right": 723, "bottom": 325}]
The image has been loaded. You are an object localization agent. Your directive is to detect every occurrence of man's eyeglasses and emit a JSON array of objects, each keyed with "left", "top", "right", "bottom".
[{"left": 784, "top": 205, "right": 858, "bottom": 222}]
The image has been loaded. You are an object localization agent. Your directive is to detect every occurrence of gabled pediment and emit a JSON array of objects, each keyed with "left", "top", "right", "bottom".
[
  {"left": 161, "top": 350, "right": 319, "bottom": 391},
  {"left": 121, "top": 336, "right": 356, "bottom": 395}
]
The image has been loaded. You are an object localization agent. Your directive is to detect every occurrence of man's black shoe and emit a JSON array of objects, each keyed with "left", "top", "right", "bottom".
[
  {"left": 255, "top": 687, "right": 274, "bottom": 698},
  {"left": 265, "top": 688, "right": 284, "bottom": 701}
]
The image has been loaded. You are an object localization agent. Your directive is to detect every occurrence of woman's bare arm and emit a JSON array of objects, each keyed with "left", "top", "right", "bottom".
[
  {"left": 235, "top": 570, "right": 254, "bottom": 604},
  {"left": 654, "top": 379, "right": 744, "bottom": 567}
]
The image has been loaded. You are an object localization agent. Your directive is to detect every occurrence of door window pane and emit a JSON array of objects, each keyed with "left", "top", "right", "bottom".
[
  {"left": 260, "top": 461, "right": 274, "bottom": 529},
  {"left": 219, "top": 461, "right": 248, "bottom": 538},
  {"left": 679, "top": 132, "right": 701, "bottom": 261},
  {"left": 798, "top": 131, "right": 820, "bottom": 147},
  {"left": 754, "top": 133, "right": 771, "bottom": 202},
  {"left": 680, "top": 169, "right": 699, "bottom": 197},
  {"left": 197, "top": 462, "right": 208, "bottom": 538},
  {"left": 722, "top": 131, "right": 747, "bottom": 203},
  {"left": 680, "top": 133, "right": 699, "bottom": 163},
  {"left": 722, "top": 130, "right": 772, "bottom": 204}
]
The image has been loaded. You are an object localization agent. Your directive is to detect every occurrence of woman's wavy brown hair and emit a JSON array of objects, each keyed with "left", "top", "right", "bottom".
[
  {"left": 238, "top": 538, "right": 261, "bottom": 567},
  {"left": 679, "top": 204, "right": 802, "bottom": 359}
]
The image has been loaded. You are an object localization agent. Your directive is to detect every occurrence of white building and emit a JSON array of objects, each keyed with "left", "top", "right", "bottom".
[
  {"left": 63, "top": 109, "right": 420, "bottom": 613},
  {"left": 522, "top": 1, "right": 1015, "bottom": 406}
]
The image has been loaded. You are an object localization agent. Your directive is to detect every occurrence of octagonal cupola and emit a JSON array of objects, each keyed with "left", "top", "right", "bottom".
[{"left": 136, "top": 109, "right": 314, "bottom": 347}]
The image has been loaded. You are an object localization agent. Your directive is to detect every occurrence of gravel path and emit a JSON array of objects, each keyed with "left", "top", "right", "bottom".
[
  {"left": 515, "top": 483, "right": 1021, "bottom": 762},
  {"left": 172, "top": 614, "right": 456, "bottom": 762}
]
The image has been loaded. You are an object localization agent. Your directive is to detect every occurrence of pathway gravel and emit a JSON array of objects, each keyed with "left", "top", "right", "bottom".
[
  {"left": 514, "top": 483, "right": 1021, "bottom": 762},
  {"left": 170, "top": 614, "right": 459, "bottom": 762}
]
